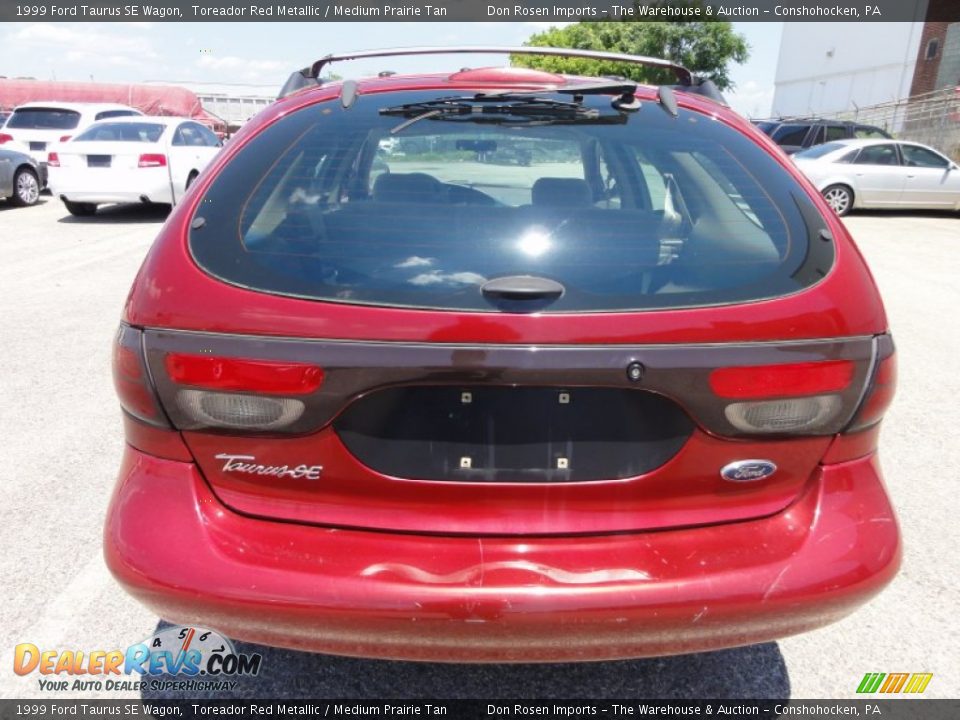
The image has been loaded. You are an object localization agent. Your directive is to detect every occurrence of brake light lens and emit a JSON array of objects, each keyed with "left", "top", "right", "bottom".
[
  {"left": 710, "top": 360, "right": 855, "bottom": 399},
  {"left": 847, "top": 351, "right": 897, "bottom": 432},
  {"left": 47, "top": 152, "right": 60, "bottom": 167},
  {"left": 138, "top": 153, "right": 167, "bottom": 168},
  {"left": 59, "top": 135, "right": 71, "bottom": 143},
  {"left": 0, "top": 133, "right": 12, "bottom": 144},
  {"left": 710, "top": 360, "right": 856, "bottom": 434},
  {"left": 165, "top": 354, "right": 324, "bottom": 395},
  {"left": 163, "top": 354, "right": 323, "bottom": 431},
  {"left": 113, "top": 326, "right": 169, "bottom": 427}
]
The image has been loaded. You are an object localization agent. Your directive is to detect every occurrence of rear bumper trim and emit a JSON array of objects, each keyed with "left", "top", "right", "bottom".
[{"left": 105, "top": 448, "right": 900, "bottom": 662}]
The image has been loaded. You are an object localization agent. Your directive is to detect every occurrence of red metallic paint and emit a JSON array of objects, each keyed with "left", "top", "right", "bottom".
[
  {"left": 107, "top": 71, "right": 900, "bottom": 659},
  {"left": 122, "top": 78, "right": 887, "bottom": 345},
  {"left": 185, "top": 428, "right": 831, "bottom": 535},
  {"left": 104, "top": 446, "right": 900, "bottom": 662}
]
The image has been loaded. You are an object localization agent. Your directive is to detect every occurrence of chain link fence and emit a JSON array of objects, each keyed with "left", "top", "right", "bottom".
[{"left": 822, "top": 86, "right": 960, "bottom": 161}]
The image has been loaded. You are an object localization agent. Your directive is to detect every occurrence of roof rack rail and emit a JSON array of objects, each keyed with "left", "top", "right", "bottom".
[{"left": 278, "top": 46, "right": 727, "bottom": 105}]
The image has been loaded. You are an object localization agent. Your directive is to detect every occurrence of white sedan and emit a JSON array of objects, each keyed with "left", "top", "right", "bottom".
[
  {"left": 47, "top": 116, "right": 221, "bottom": 216},
  {"left": 793, "top": 138, "right": 960, "bottom": 216}
]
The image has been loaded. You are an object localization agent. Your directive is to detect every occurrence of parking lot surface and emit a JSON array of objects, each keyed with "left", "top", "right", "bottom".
[{"left": 0, "top": 198, "right": 957, "bottom": 700}]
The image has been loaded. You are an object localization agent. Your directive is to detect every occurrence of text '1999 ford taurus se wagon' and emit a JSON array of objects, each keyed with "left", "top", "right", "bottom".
[{"left": 104, "top": 47, "right": 899, "bottom": 662}]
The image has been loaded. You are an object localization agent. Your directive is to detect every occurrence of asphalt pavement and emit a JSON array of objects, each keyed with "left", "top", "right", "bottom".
[{"left": 0, "top": 197, "right": 957, "bottom": 701}]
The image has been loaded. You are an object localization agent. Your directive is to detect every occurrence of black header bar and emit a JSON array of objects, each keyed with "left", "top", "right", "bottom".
[
  {"left": 2, "top": 0, "right": 955, "bottom": 23},
  {"left": 3, "top": 700, "right": 960, "bottom": 720}
]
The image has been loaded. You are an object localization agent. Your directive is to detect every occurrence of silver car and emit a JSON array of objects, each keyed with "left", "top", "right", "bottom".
[
  {"left": 793, "top": 138, "right": 960, "bottom": 216},
  {"left": 0, "top": 146, "right": 44, "bottom": 207}
]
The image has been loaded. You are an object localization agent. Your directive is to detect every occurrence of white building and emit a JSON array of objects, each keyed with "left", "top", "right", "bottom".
[
  {"left": 145, "top": 81, "right": 276, "bottom": 127},
  {"left": 771, "top": 20, "right": 927, "bottom": 118}
]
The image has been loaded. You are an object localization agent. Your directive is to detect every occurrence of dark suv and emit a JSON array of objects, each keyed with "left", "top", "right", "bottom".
[{"left": 754, "top": 118, "right": 891, "bottom": 154}]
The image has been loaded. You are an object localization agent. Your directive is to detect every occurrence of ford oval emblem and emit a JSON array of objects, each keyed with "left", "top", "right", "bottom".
[{"left": 721, "top": 460, "right": 777, "bottom": 483}]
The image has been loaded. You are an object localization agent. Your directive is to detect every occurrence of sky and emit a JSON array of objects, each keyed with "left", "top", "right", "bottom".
[{"left": 0, "top": 21, "right": 783, "bottom": 117}]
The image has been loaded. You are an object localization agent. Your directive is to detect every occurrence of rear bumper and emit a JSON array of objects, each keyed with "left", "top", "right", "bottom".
[
  {"left": 51, "top": 167, "right": 173, "bottom": 205},
  {"left": 104, "top": 447, "right": 900, "bottom": 662},
  {"left": 58, "top": 189, "right": 171, "bottom": 205}
]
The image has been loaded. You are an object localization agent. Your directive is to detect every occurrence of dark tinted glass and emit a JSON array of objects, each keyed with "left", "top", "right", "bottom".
[
  {"left": 74, "top": 122, "right": 165, "bottom": 143},
  {"left": 94, "top": 110, "right": 140, "bottom": 121},
  {"left": 7, "top": 108, "right": 81, "bottom": 130},
  {"left": 771, "top": 124, "right": 810, "bottom": 146},
  {"left": 824, "top": 126, "right": 847, "bottom": 142},
  {"left": 795, "top": 142, "right": 850, "bottom": 160},
  {"left": 855, "top": 145, "right": 900, "bottom": 165},
  {"left": 900, "top": 144, "right": 949, "bottom": 168},
  {"left": 854, "top": 126, "right": 890, "bottom": 139},
  {"left": 189, "top": 90, "right": 833, "bottom": 313}
]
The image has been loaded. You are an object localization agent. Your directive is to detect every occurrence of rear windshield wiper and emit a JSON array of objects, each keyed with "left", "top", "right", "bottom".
[{"left": 381, "top": 95, "right": 626, "bottom": 134}]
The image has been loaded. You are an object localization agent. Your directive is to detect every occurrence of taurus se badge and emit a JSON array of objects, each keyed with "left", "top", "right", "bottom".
[{"left": 215, "top": 453, "right": 323, "bottom": 481}]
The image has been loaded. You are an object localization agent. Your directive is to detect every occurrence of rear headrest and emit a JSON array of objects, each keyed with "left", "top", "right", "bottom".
[
  {"left": 531, "top": 178, "right": 591, "bottom": 207},
  {"left": 372, "top": 172, "right": 442, "bottom": 203}
]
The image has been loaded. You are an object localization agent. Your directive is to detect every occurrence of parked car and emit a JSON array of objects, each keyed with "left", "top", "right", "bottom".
[
  {"left": 793, "top": 138, "right": 960, "bottom": 215},
  {"left": 47, "top": 116, "right": 222, "bottom": 216},
  {"left": 105, "top": 47, "right": 899, "bottom": 663},
  {"left": 0, "top": 102, "right": 142, "bottom": 166},
  {"left": 754, "top": 118, "right": 891, "bottom": 154},
  {"left": 0, "top": 145, "right": 44, "bottom": 206}
]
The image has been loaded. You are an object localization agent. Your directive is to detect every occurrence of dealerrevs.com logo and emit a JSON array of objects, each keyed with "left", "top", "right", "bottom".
[{"left": 14, "top": 626, "right": 262, "bottom": 693}]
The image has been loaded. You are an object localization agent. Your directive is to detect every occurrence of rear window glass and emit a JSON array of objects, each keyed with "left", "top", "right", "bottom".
[
  {"left": 854, "top": 126, "right": 890, "bottom": 139},
  {"left": 74, "top": 122, "right": 165, "bottom": 143},
  {"left": 794, "top": 142, "right": 849, "bottom": 160},
  {"left": 7, "top": 108, "right": 81, "bottom": 130},
  {"left": 189, "top": 89, "right": 833, "bottom": 313},
  {"left": 94, "top": 110, "right": 140, "bottom": 121},
  {"left": 770, "top": 124, "right": 810, "bottom": 146}
]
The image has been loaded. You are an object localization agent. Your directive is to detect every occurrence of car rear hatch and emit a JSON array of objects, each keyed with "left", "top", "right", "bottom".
[
  {"left": 127, "top": 328, "right": 879, "bottom": 535},
  {"left": 55, "top": 141, "right": 145, "bottom": 169},
  {"left": 1, "top": 107, "right": 82, "bottom": 159},
  {"left": 51, "top": 122, "right": 170, "bottom": 186},
  {"left": 118, "top": 82, "right": 892, "bottom": 536}
]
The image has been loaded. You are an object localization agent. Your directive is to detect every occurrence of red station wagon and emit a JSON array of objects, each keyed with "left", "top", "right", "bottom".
[{"left": 104, "top": 47, "right": 900, "bottom": 662}]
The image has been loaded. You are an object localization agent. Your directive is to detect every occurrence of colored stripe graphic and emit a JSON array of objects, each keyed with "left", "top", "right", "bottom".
[
  {"left": 857, "top": 673, "right": 886, "bottom": 693},
  {"left": 857, "top": 672, "right": 933, "bottom": 694},
  {"left": 880, "top": 673, "right": 909, "bottom": 693},
  {"left": 903, "top": 673, "right": 933, "bottom": 694},
  {"left": 181, "top": 627, "right": 196, "bottom": 653}
]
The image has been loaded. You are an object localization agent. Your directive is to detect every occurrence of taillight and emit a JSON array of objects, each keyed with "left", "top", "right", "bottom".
[
  {"left": 47, "top": 152, "right": 60, "bottom": 167},
  {"left": 137, "top": 153, "right": 167, "bottom": 168},
  {"left": 113, "top": 326, "right": 169, "bottom": 427},
  {"left": 164, "top": 354, "right": 324, "bottom": 395},
  {"left": 114, "top": 325, "right": 193, "bottom": 461},
  {"left": 847, "top": 344, "right": 897, "bottom": 433},
  {"left": 163, "top": 353, "right": 324, "bottom": 431},
  {"left": 59, "top": 135, "right": 71, "bottom": 142},
  {"left": 725, "top": 396, "right": 842, "bottom": 434},
  {"left": 710, "top": 360, "right": 854, "bottom": 399},
  {"left": 176, "top": 390, "right": 306, "bottom": 430},
  {"left": 0, "top": 133, "right": 12, "bottom": 144},
  {"left": 710, "top": 360, "right": 855, "bottom": 434},
  {"left": 822, "top": 338, "right": 896, "bottom": 463}
]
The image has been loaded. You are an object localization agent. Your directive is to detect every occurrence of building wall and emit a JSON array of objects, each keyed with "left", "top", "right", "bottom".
[
  {"left": 143, "top": 81, "right": 274, "bottom": 127},
  {"left": 940, "top": 24, "right": 960, "bottom": 89},
  {"left": 195, "top": 94, "right": 272, "bottom": 126},
  {"left": 772, "top": 20, "right": 926, "bottom": 117}
]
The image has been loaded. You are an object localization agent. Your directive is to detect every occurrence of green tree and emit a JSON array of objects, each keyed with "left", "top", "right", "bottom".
[{"left": 513, "top": 15, "right": 749, "bottom": 90}]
